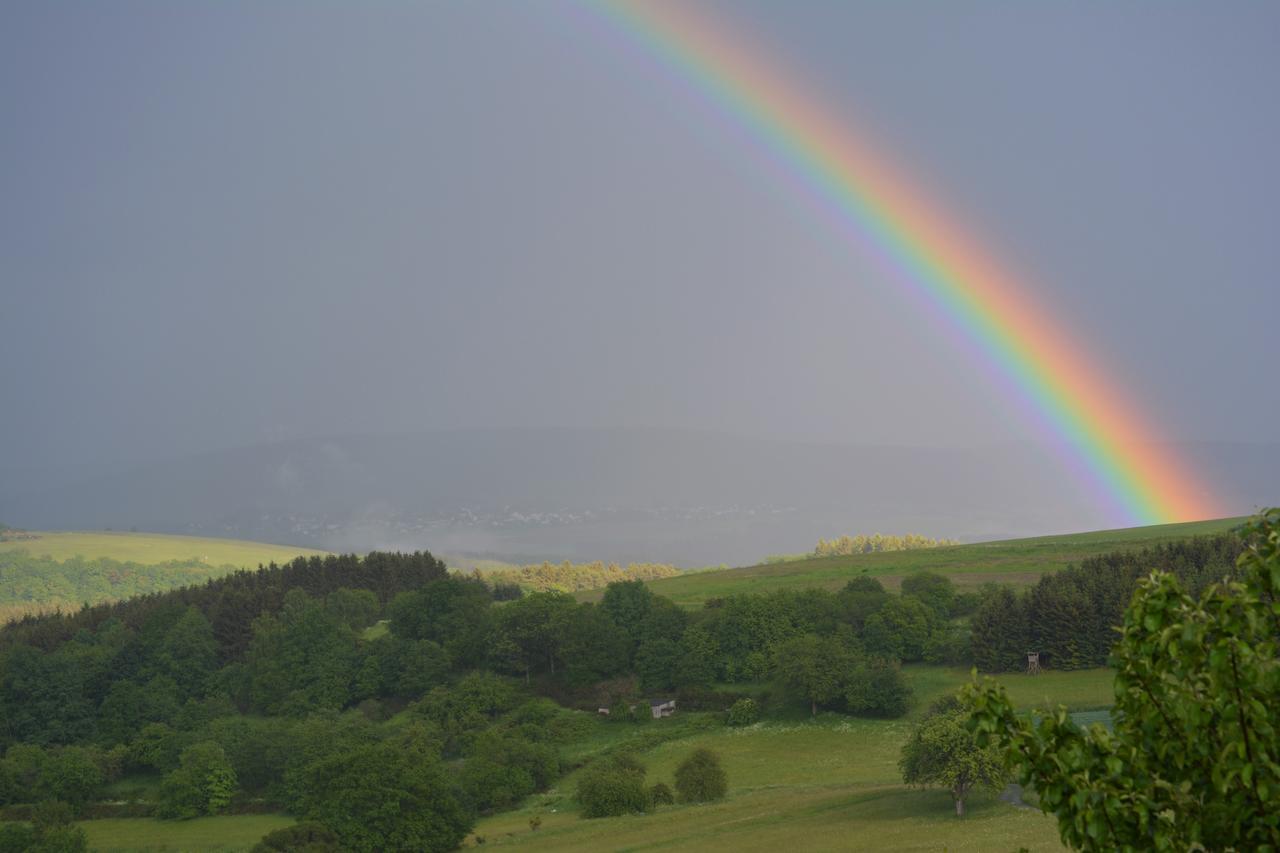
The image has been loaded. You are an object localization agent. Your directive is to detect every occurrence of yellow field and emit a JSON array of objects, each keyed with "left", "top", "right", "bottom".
[{"left": 0, "top": 530, "right": 327, "bottom": 566}]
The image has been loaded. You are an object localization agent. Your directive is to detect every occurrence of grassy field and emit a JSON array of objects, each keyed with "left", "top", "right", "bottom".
[
  {"left": 79, "top": 815, "right": 295, "bottom": 852},
  {"left": 589, "top": 516, "right": 1244, "bottom": 608},
  {"left": 462, "top": 666, "right": 1112, "bottom": 851},
  {"left": 0, "top": 530, "right": 327, "bottom": 566},
  {"left": 466, "top": 665, "right": 1111, "bottom": 851}
]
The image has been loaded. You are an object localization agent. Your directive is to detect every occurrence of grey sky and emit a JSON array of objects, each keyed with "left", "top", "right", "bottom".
[{"left": 4, "top": 1, "right": 1277, "bottom": 470}]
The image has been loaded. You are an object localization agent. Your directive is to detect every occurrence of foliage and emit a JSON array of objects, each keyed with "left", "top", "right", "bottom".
[
  {"left": 157, "top": 741, "right": 237, "bottom": 819},
  {"left": 674, "top": 748, "right": 727, "bottom": 804},
  {"left": 0, "top": 800, "right": 88, "bottom": 853},
  {"left": 577, "top": 756, "right": 650, "bottom": 818},
  {"left": 251, "top": 821, "right": 341, "bottom": 852},
  {"left": 814, "top": 533, "right": 959, "bottom": 558},
  {"left": 899, "top": 696, "right": 1005, "bottom": 816},
  {"left": 968, "top": 510, "right": 1280, "bottom": 850},
  {"left": 649, "top": 781, "right": 675, "bottom": 806},
  {"left": 845, "top": 658, "right": 913, "bottom": 718},
  {"left": 478, "top": 561, "right": 681, "bottom": 593},
  {"left": 899, "top": 572, "right": 956, "bottom": 617},
  {"left": 969, "top": 533, "right": 1243, "bottom": 671},
  {"left": 724, "top": 698, "right": 760, "bottom": 727},
  {"left": 294, "top": 736, "right": 472, "bottom": 853},
  {"left": 773, "top": 634, "right": 859, "bottom": 716}
]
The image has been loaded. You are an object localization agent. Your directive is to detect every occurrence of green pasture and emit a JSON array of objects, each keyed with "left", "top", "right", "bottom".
[
  {"left": 0, "top": 530, "right": 326, "bottom": 567},
  {"left": 468, "top": 665, "right": 1112, "bottom": 851},
  {"left": 590, "top": 516, "right": 1244, "bottom": 608},
  {"left": 78, "top": 815, "right": 295, "bottom": 852}
]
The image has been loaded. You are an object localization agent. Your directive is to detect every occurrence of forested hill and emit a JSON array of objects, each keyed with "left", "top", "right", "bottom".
[{"left": 0, "top": 552, "right": 447, "bottom": 656}]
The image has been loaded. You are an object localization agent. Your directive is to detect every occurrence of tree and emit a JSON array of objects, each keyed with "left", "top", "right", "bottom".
[
  {"left": 773, "top": 634, "right": 858, "bottom": 716},
  {"left": 845, "top": 658, "right": 913, "bottom": 718},
  {"left": 968, "top": 510, "right": 1280, "bottom": 850},
  {"left": 900, "top": 571, "right": 956, "bottom": 617},
  {"left": 36, "top": 748, "right": 103, "bottom": 812},
  {"left": 296, "top": 737, "right": 471, "bottom": 852},
  {"left": 324, "top": 588, "right": 380, "bottom": 631},
  {"left": 674, "top": 748, "right": 727, "bottom": 804},
  {"left": 490, "top": 592, "right": 577, "bottom": 681},
  {"left": 725, "top": 698, "right": 760, "bottom": 727},
  {"left": 4, "top": 800, "right": 90, "bottom": 853},
  {"left": 649, "top": 781, "right": 675, "bottom": 806},
  {"left": 157, "top": 741, "right": 237, "bottom": 819},
  {"left": 576, "top": 755, "right": 650, "bottom": 818},
  {"left": 899, "top": 696, "right": 1004, "bottom": 816}
]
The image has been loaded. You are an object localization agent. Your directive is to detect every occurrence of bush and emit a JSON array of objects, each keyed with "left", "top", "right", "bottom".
[
  {"left": 295, "top": 738, "right": 471, "bottom": 852},
  {"left": 0, "top": 801, "right": 90, "bottom": 853},
  {"left": 845, "top": 658, "right": 913, "bottom": 718},
  {"left": 674, "top": 749, "right": 727, "bottom": 804},
  {"left": 157, "top": 742, "right": 237, "bottom": 819},
  {"left": 251, "top": 821, "right": 341, "bottom": 852},
  {"left": 576, "top": 757, "right": 650, "bottom": 818},
  {"left": 724, "top": 698, "right": 760, "bottom": 727},
  {"left": 648, "top": 782, "right": 675, "bottom": 806}
]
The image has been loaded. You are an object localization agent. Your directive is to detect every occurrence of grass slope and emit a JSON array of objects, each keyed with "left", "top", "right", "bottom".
[
  {"left": 468, "top": 666, "right": 1112, "bottom": 851},
  {"left": 598, "top": 516, "right": 1244, "bottom": 608},
  {"left": 0, "top": 530, "right": 326, "bottom": 565},
  {"left": 79, "top": 815, "right": 295, "bottom": 852}
]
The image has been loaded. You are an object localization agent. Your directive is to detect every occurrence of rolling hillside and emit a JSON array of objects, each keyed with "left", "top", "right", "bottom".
[
  {"left": 0, "top": 529, "right": 327, "bottom": 565},
  {"left": 0, "top": 530, "right": 328, "bottom": 622},
  {"left": 591, "top": 516, "right": 1246, "bottom": 608}
]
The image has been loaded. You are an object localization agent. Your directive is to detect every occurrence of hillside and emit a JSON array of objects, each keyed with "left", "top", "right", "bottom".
[
  {"left": 0, "top": 530, "right": 327, "bottom": 565},
  {"left": 0, "top": 530, "right": 327, "bottom": 622},
  {"left": 597, "top": 516, "right": 1246, "bottom": 608}
]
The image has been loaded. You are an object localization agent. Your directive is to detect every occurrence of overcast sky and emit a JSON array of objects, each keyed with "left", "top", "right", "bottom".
[{"left": 4, "top": 1, "right": 1277, "bottom": 469}]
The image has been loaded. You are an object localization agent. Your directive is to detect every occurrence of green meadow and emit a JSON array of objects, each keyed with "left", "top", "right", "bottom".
[
  {"left": 464, "top": 665, "right": 1112, "bottom": 851},
  {"left": 589, "top": 516, "right": 1244, "bottom": 608},
  {"left": 0, "top": 530, "right": 326, "bottom": 566},
  {"left": 78, "top": 814, "right": 296, "bottom": 853}
]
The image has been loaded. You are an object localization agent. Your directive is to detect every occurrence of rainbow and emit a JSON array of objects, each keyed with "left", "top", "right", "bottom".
[{"left": 590, "top": 0, "right": 1218, "bottom": 525}]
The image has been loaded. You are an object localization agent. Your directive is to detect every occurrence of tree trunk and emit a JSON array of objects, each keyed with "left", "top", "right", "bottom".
[
  {"left": 811, "top": 699, "right": 817, "bottom": 717},
  {"left": 953, "top": 782, "right": 968, "bottom": 817}
]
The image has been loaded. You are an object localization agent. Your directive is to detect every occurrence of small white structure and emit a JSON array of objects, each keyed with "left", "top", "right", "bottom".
[
  {"left": 597, "top": 707, "right": 611, "bottom": 716},
  {"left": 649, "top": 698, "right": 676, "bottom": 719}
]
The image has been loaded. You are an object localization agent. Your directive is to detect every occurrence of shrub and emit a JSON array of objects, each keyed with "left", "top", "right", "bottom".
[
  {"left": 576, "top": 757, "right": 649, "bottom": 818},
  {"left": 648, "top": 782, "right": 675, "bottom": 806},
  {"left": 674, "top": 749, "right": 727, "bottom": 804},
  {"left": 252, "top": 822, "right": 341, "bottom": 852},
  {"left": 157, "top": 742, "right": 237, "bottom": 819},
  {"left": 845, "top": 658, "right": 913, "bottom": 718},
  {"left": 724, "top": 698, "right": 760, "bottom": 727}
]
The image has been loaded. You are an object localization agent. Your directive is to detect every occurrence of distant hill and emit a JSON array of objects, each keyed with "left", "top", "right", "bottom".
[
  {"left": 597, "top": 515, "right": 1247, "bottom": 609},
  {"left": 0, "top": 530, "right": 327, "bottom": 622},
  {"left": 1, "top": 429, "right": 1272, "bottom": 565}
]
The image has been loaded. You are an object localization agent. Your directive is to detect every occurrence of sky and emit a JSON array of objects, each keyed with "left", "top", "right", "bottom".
[{"left": 3, "top": 0, "right": 1278, "bottom": 471}]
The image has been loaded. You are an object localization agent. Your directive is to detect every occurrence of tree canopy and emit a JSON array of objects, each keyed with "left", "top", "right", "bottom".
[{"left": 968, "top": 510, "right": 1280, "bottom": 850}]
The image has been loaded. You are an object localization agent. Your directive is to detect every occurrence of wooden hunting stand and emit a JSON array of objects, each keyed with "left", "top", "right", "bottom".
[{"left": 1026, "top": 651, "right": 1042, "bottom": 675}]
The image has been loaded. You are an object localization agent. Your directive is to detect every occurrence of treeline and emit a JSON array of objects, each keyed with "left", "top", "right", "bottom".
[
  {"left": 0, "top": 551, "right": 246, "bottom": 624},
  {"left": 813, "top": 533, "right": 959, "bottom": 557},
  {"left": 969, "top": 533, "right": 1243, "bottom": 671},
  {"left": 473, "top": 560, "right": 681, "bottom": 593},
  {"left": 0, "top": 551, "right": 448, "bottom": 657}
]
